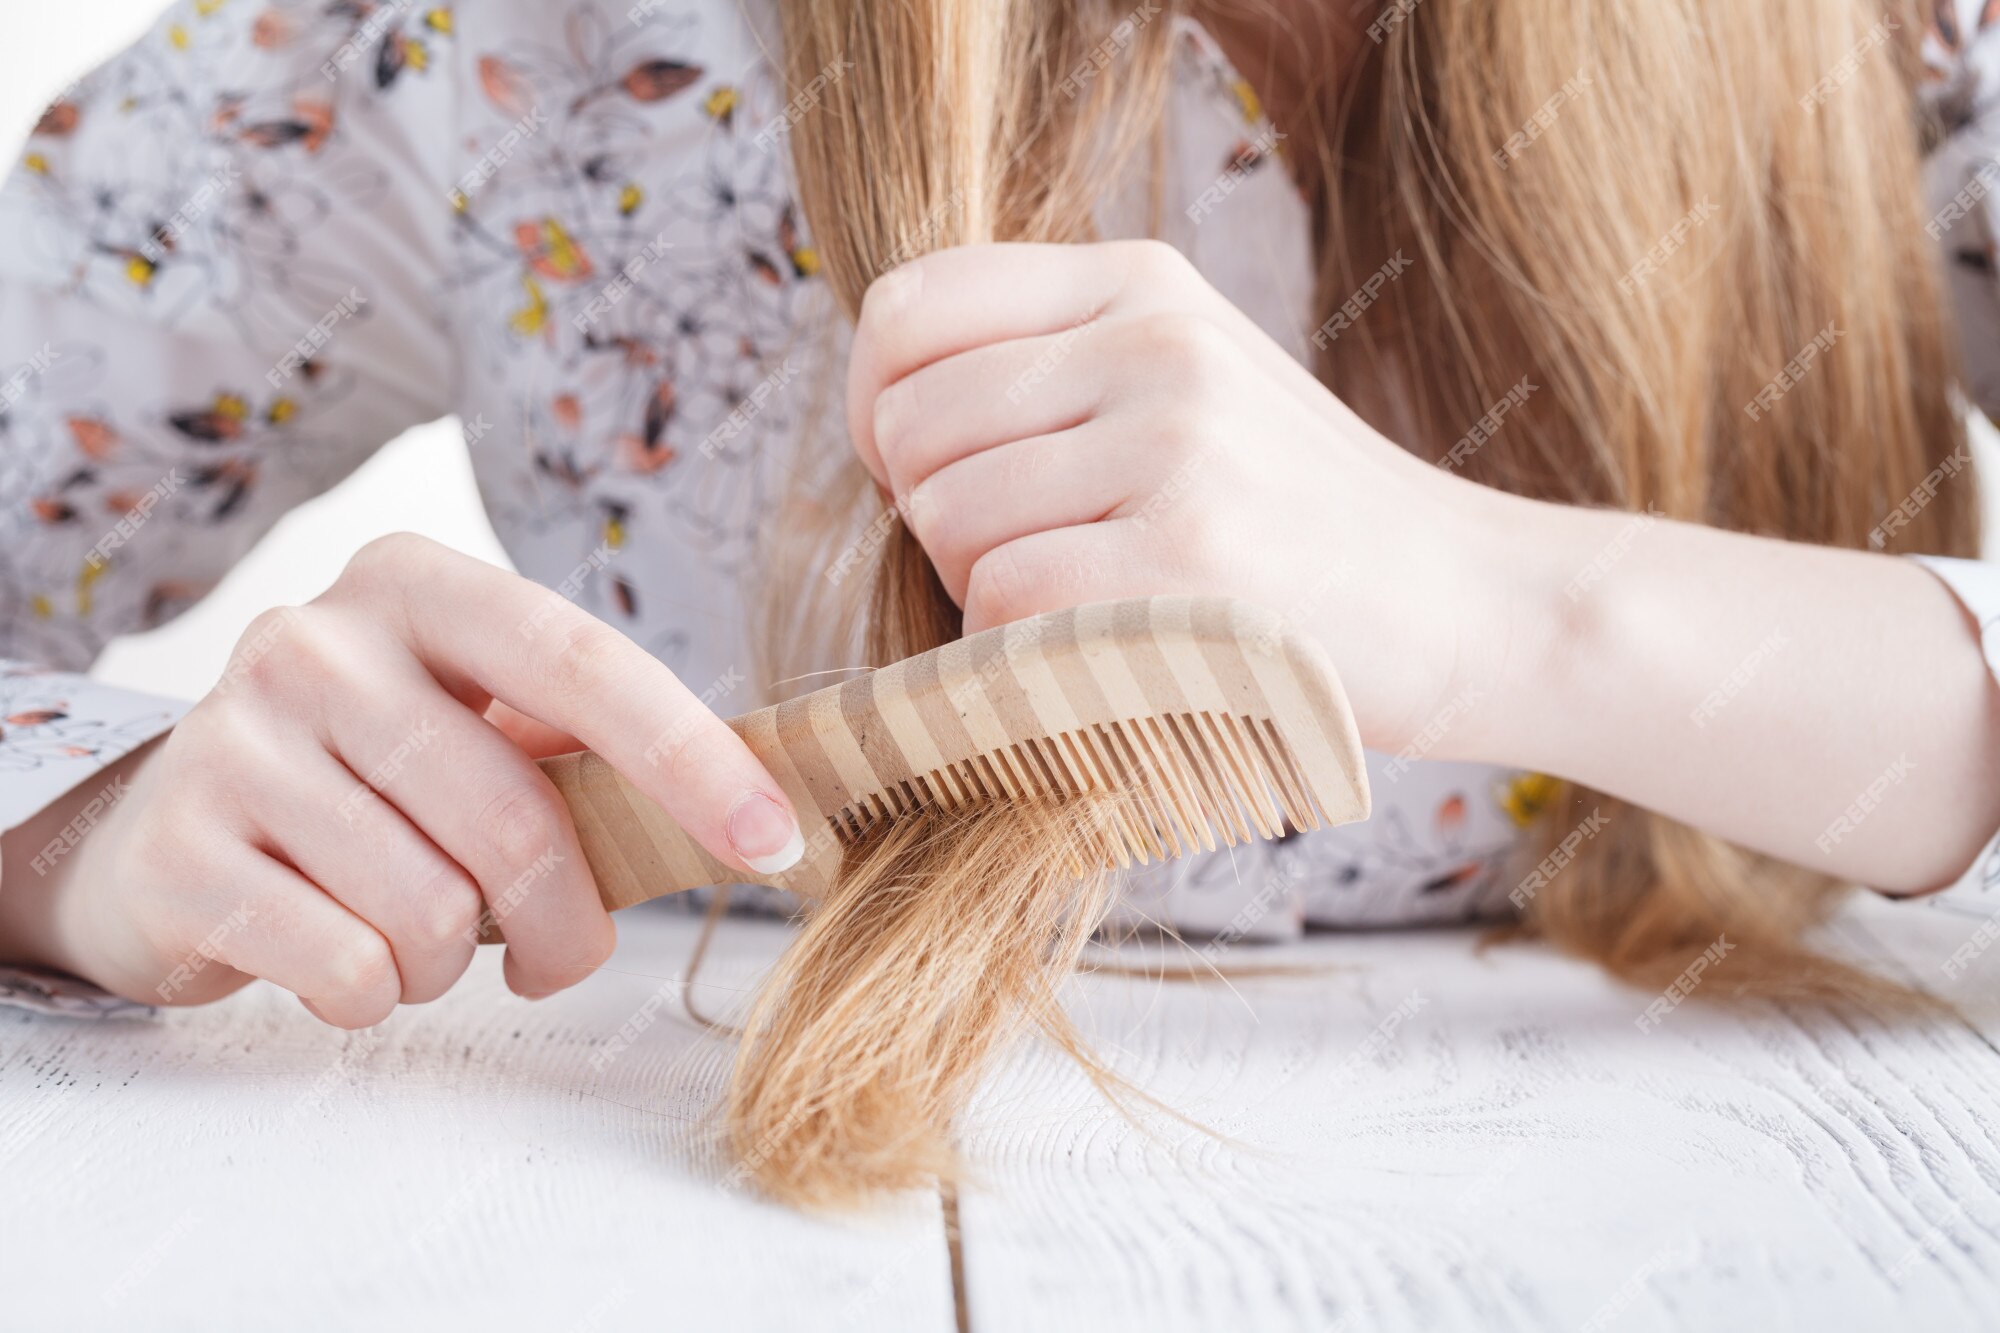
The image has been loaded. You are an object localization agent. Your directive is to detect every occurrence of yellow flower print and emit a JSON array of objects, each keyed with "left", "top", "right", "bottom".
[{"left": 1498, "top": 772, "right": 1562, "bottom": 827}]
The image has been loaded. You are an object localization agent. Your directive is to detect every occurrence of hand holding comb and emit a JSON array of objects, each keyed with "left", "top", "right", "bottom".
[{"left": 511, "top": 596, "right": 1370, "bottom": 919}]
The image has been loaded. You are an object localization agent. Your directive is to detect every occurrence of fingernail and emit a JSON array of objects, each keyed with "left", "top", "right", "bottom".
[{"left": 728, "top": 792, "right": 804, "bottom": 875}]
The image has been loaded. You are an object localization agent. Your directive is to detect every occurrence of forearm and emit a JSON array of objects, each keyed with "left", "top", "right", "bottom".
[{"left": 1451, "top": 495, "right": 2000, "bottom": 894}]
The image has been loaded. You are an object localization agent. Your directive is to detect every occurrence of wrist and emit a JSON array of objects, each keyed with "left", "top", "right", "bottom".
[
  {"left": 0, "top": 741, "right": 159, "bottom": 982},
  {"left": 1436, "top": 485, "right": 1619, "bottom": 772}
]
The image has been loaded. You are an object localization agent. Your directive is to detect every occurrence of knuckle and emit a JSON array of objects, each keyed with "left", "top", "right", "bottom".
[
  {"left": 222, "top": 606, "right": 306, "bottom": 691},
  {"left": 409, "top": 863, "right": 485, "bottom": 949},
  {"left": 1119, "top": 238, "right": 1196, "bottom": 288},
  {"left": 645, "top": 709, "right": 713, "bottom": 790},
  {"left": 348, "top": 531, "right": 434, "bottom": 577},
  {"left": 859, "top": 259, "right": 926, "bottom": 341},
  {"left": 325, "top": 933, "right": 398, "bottom": 1003},
  {"left": 475, "top": 782, "right": 566, "bottom": 875},
  {"left": 966, "top": 546, "right": 1045, "bottom": 629},
  {"left": 333, "top": 532, "right": 439, "bottom": 601},
  {"left": 541, "top": 618, "right": 631, "bottom": 706},
  {"left": 1128, "top": 311, "right": 1231, "bottom": 395}
]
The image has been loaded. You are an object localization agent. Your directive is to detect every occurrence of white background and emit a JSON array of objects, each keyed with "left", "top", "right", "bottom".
[
  {"left": 3, "top": 1, "right": 513, "bottom": 701},
  {"left": 6, "top": 3, "right": 1996, "bottom": 704}
]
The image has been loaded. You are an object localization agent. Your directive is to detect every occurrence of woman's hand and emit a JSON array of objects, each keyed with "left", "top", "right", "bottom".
[
  {"left": 845, "top": 245, "right": 2000, "bottom": 894},
  {"left": 845, "top": 239, "right": 1522, "bottom": 752},
  {"left": 0, "top": 533, "right": 804, "bottom": 1027}
]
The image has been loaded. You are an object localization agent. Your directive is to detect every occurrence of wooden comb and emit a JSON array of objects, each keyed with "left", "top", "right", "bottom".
[{"left": 526, "top": 596, "right": 1369, "bottom": 913}]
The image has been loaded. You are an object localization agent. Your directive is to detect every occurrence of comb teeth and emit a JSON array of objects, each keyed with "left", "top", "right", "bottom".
[
  {"left": 528, "top": 596, "right": 1371, "bottom": 918},
  {"left": 826, "top": 711, "right": 1331, "bottom": 871}
]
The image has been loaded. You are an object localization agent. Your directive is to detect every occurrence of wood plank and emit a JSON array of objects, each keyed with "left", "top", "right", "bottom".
[
  {"left": 0, "top": 911, "right": 953, "bottom": 1332},
  {"left": 954, "top": 909, "right": 2000, "bottom": 1332}
]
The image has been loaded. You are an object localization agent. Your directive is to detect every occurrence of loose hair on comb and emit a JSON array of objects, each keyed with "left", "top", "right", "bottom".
[{"left": 712, "top": 0, "right": 1976, "bottom": 1209}]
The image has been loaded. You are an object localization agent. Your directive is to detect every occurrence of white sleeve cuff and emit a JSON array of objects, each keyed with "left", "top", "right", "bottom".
[{"left": 1909, "top": 555, "right": 2000, "bottom": 912}]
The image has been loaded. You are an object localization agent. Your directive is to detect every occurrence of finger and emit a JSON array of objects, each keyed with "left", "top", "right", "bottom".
[
  {"left": 849, "top": 243, "right": 1124, "bottom": 483},
  {"left": 908, "top": 425, "right": 1131, "bottom": 605},
  {"left": 312, "top": 655, "right": 613, "bottom": 999},
  {"left": 962, "top": 521, "right": 1186, "bottom": 636},
  {"left": 332, "top": 536, "right": 805, "bottom": 879},
  {"left": 206, "top": 845, "right": 402, "bottom": 1030},
  {"left": 847, "top": 240, "right": 1329, "bottom": 482},
  {"left": 485, "top": 698, "right": 584, "bottom": 760},
  {"left": 871, "top": 327, "right": 1106, "bottom": 498},
  {"left": 259, "top": 746, "right": 483, "bottom": 1006}
]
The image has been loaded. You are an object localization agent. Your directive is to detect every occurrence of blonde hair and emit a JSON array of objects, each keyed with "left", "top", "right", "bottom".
[
  {"left": 721, "top": 0, "right": 1976, "bottom": 1208},
  {"left": 1317, "top": 0, "right": 1974, "bottom": 1003}
]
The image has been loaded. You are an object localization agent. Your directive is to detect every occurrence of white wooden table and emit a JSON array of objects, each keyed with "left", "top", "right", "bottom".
[{"left": 4, "top": 895, "right": 1999, "bottom": 1332}]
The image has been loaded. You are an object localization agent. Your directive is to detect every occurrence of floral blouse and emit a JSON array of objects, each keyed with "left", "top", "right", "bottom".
[{"left": 1, "top": 0, "right": 1998, "bottom": 1016}]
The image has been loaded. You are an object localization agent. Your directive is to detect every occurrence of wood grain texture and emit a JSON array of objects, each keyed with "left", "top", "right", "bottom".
[
  {"left": 5, "top": 899, "right": 1998, "bottom": 1331},
  {"left": 0, "top": 911, "right": 951, "bottom": 1332},
  {"left": 540, "top": 596, "right": 1370, "bottom": 913},
  {"left": 952, "top": 906, "right": 2000, "bottom": 1333}
]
